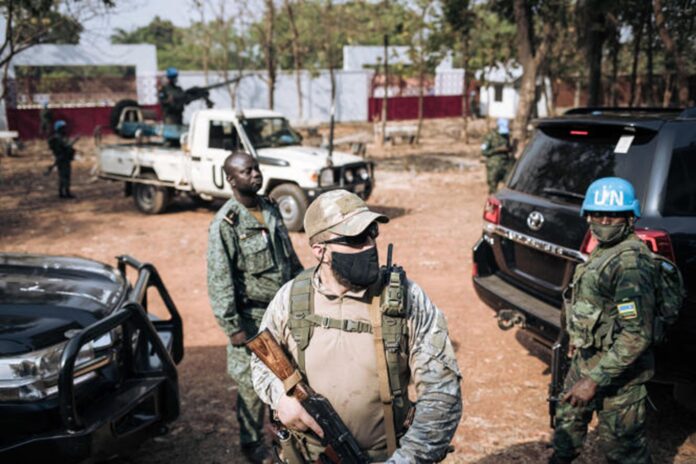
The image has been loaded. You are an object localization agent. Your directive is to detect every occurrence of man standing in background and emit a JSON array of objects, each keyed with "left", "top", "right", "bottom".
[{"left": 207, "top": 151, "right": 303, "bottom": 463}]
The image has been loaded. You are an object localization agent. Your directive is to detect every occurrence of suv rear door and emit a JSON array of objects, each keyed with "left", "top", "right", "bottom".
[{"left": 494, "top": 119, "right": 663, "bottom": 306}]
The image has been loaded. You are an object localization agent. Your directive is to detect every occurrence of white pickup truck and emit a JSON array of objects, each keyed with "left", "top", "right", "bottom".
[{"left": 97, "top": 109, "right": 374, "bottom": 231}]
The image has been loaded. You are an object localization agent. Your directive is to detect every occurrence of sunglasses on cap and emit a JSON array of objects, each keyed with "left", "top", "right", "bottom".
[{"left": 323, "top": 223, "right": 379, "bottom": 247}]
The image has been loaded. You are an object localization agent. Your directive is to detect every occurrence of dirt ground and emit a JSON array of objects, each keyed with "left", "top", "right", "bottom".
[{"left": 2, "top": 120, "right": 696, "bottom": 463}]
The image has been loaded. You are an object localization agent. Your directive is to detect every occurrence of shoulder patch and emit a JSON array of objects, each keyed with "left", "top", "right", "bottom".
[
  {"left": 617, "top": 301, "right": 638, "bottom": 319},
  {"left": 223, "top": 211, "right": 236, "bottom": 225}
]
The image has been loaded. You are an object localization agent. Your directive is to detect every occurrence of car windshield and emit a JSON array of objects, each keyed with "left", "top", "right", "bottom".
[
  {"left": 241, "top": 117, "right": 302, "bottom": 149},
  {"left": 507, "top": 124, "right": 659, "bottom": 205}
]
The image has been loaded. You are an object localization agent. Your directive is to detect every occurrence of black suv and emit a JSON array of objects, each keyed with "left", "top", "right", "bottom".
[
  {"left": 473, "top": 107, "right": 696, "bottom": 386},
  {"left": 0, "top": 254, "right": 184, "bottom": 462}
]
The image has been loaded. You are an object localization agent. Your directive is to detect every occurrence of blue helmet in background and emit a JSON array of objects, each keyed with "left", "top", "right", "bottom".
[
  {"left": 166, "top": 67, "right": 179, "bottom": 79},
  {"left": 54, "top": 120, "right": 66, "bottom": 131},
  {"left": 497, "top": 118, "right": 509, "bottom": 135},
  {"left": 580, "top": 177, "right": 641, "bottom": 218}
]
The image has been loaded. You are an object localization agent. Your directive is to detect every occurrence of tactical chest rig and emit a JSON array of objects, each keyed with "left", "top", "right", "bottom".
[{"left": 287, "top": 245, "right": 409, "bottom": 454}]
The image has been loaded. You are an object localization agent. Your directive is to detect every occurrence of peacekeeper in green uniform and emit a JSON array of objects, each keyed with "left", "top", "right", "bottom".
[
  {"left": 158, "top": 67, "right": 186, "bottom": 125},
  {"left": 251, "top": 189, "right": 462, "bottom": 464},
  {"left": 47, "top": 120, "right": 76, "bottom": 199},
  {"left": 551, "top": 177, "right": 655, "bottom": 464},
  {"left": 481, "top": 118, "right": 513, "bottom": 194},
  {"left": 207, "top": 151, "right": 304, "bottom": 463}
]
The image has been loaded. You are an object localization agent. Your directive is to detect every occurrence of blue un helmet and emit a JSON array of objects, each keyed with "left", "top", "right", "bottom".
[
  {"left": 497, "top": 118, "right": 509, "bottom": 135},
  {"left": 54, "top": 120, "right": 66, "bottom": 132},
  {"left": 580, "top": 177, "right": 641, "bottom": 218},
  {"left": 165, "top": 67, "right": 179, "bottom": 79}
]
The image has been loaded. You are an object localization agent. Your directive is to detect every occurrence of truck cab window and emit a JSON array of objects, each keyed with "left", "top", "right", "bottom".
[{"left": 209, "top": 120, "right": 240, "bottom": 150}]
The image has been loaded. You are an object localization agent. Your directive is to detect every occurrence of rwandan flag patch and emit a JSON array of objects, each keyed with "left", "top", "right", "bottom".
[{"left": 617, "top": 301, "right": 638, "bottom": 319}]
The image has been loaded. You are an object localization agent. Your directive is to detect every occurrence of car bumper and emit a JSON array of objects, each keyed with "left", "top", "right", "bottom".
[
  {"left": 0, "top": 376, "right": 177, "bottom": 463},
  {"left": 472, "top": 237, "right": 561, "bottom": 344},
  {"left": 304, "top": 178, "right": 374, "bottom": 201}
]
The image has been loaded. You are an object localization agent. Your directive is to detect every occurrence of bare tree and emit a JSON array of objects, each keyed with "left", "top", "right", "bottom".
[
  {"left": 512, "top": 0, "right": 551, "bottom": 148},
  {"left": 653, "top": 0, "right": 689, "bottom": 106},
  {"left": 284, "top": 0, "right": 304, "bottom": 119},
  {"left": 262, "top": 0, "right": 277, "bottom": 109},
  {"left": 0, "top": 0, "right": 115, "bottom": 100}
]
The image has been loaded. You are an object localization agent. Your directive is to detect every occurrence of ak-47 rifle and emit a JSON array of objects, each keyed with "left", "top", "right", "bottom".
[
  {"left": 45, "top": 136, "right": 80, "bottom": 176},
  {"left": 548, "top": 302, "right": 570, "bottom": 429},
  {"left": 247, "top": 329, "right": 370, "bottom": 464}
]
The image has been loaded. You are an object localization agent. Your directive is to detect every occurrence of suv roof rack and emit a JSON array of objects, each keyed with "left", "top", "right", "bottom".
[{"left": 564, "top": 107, "right": 683, "bottom": 115}]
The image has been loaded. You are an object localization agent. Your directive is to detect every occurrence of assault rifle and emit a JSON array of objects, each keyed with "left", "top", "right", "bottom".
[
  {"left": 247, "top": 329, "right": 370, "bottom": 464},
  {"left": 548, "top": 309, "right": 569, "bottom": 429}
]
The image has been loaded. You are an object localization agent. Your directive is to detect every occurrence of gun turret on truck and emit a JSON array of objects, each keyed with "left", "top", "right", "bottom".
[{"left": 96, "top": 109, "right": 375, "bottom": 231}]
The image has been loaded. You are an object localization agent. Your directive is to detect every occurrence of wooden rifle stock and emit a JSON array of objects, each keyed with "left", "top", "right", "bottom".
[{"left": 247, "top": 329, "right": 370, "bottom": 464}]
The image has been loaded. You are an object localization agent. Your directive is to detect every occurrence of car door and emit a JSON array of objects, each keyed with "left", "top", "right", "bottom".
[{"left": 191, "top": 118, "right": 244, "bottom": 195}]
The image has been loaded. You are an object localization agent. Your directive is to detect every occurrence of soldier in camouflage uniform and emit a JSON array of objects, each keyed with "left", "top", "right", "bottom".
[
  {"left": 251, "top": 189, "right": 462, "bottom": 463},
  {"left": 481, "top": 118, "right": 513, "bottom": 194},
  {"left": 551, "top": 177, "right": 655, "bottom": 464},
  {"left": 47, "top": 120, "right": 76, "bottom": 199},
  {"left": 207, "top": 151, "right": 303, "bottom": 463},
  {"left": 158, "top": 67, "right": 186, "bottom": 125}
]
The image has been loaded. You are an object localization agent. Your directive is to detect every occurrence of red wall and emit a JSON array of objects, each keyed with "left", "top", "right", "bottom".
[
  {"left": 368, "top": 95, "right": 465, "bottom": 121},
  {"left": 7, "top": 105, "right": 160, "bottom": 140}
]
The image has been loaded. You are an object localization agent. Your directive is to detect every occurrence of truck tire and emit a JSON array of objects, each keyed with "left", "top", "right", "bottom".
[
  {"left": 133, "top": 173, "right": 170, "bottom": 214},
  {"left": 110, "top": 99, "right": 139, "bottom": 137},
  {"left": 269, "top": 183, "right": 308, "bottom": 232}
]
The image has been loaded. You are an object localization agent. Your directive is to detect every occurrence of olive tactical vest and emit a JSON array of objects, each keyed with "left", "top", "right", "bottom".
[{"left": 287, "top": 267, "right": 410, "bottom": 440}]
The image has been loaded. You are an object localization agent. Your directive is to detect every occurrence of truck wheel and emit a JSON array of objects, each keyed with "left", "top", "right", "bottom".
[
  {"left": 269, "top": 184, "right": 308, "bottom": 232},
  {"left": 133, "top": 174, "right": 170, "bottom": 214}
]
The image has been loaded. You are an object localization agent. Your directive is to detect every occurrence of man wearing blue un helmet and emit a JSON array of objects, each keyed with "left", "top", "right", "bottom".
[
  {"left": 158, "top": 67, "right": 186, "bottom": 124},
  {"left": 550, "top": 177, "right": 655, "bottom": 463},
  {"left": 47, "top": 120, "right": 78, "bottom": 199},
  {"left": 481, "top": 118, "right": 513, "bottom": 193}
]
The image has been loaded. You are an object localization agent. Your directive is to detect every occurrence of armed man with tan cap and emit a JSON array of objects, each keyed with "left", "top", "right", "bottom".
[{"left": 250, "top": 189, "right": 462, "bottom": 463}]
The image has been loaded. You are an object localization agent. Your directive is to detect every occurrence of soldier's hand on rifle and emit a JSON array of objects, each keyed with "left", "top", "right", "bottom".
[
  {"left": 229, "top": 330, "right": 248, "bottom": 347},
  {"left": 562, "top": 377, "right": 597, "bottom": 408},
  {"left": 277, "top": 395, "right": 324, "bottom": 438}
]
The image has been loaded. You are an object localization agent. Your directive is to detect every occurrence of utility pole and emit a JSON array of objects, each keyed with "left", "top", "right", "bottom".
[{"left": 380, "top": 34, "right": 389, "bottom": 145}]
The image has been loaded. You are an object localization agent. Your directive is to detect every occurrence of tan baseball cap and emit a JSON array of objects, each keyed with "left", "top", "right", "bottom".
[{"left": 304, "top": 190, "right": 389, "bottom": 244}]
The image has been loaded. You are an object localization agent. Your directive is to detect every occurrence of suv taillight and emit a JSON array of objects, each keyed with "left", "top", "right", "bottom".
[
  {"left": 580, "top": 230, "right": 598, "bottom": 255},
  {"left": 580, "top": 228, "right": 676, "bottom": 261},
  {"left": 635, "top": 228, "right": 676, "bottom": 262},
  {"left": 483, "top": 196, "right": 501, "bottom": 224}
]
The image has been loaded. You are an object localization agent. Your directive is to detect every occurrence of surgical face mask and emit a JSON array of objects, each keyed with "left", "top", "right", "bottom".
[
  {"left": 330, "top": 246, "right": 380, "bottom": 288},
  {"left": 589, "top": 222, "right": 630, "bottom": 245}
]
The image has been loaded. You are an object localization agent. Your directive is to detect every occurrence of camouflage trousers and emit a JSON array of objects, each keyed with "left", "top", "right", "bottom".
[
  {"left": 551, "top": 355, "right": 651, "bottom": 464},
  {"left": 227, "top": 312, "right": 266, "bottom": 446},
  {"left": 57, "top": 162, "right": 71, "bottom": 195},
  {"left": 485, "top": 155, "right": 512, "bottom": 194}
]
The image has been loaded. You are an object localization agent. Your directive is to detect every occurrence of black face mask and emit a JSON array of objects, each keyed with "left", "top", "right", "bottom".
[{"left": 330, "top": 246, "right": 380, "bottom": 288}]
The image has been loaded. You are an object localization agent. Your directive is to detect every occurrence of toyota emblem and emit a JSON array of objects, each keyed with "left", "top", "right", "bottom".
[{"left": 527, "top": 211, "right": 544, "bottom": 231}]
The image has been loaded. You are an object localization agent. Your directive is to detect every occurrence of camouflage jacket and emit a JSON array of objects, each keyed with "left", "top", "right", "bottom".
[
  {"left": 47, "top": 134, "right": 75, "bottom": 164},
  {"left": 158, "top": 83, "right": 186, "bottom": 118},
  {"left": 207, "top": 197, "right": 303, "bottom": 335},
  {"left": 566, "top": 233, "right": 655, "bottom": 387},
  {"left": 250, "top": 272, "right": 463, "bottom": 463},
  {"left": 481, "top": 130, "right": 511, "bottom": 158}
]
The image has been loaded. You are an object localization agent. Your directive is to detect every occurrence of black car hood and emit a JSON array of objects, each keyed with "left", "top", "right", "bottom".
[{"left": 0, "top": 254, "right": 128, "bottom": 355}]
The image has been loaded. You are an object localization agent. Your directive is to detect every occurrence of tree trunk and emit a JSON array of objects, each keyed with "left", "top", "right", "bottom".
[
  {"left": 264, "top": 0, "right": 276, "bottom": 109},
  {"left": 284, "top": 0, "right": 303, "bottom": 119},
  {"left": 586, "top": 24, "right": 604, "bottom": 105},
  {"left": 512, "top": 0, "right": 548, "bottom": 148},
  {"left": 610, "top": 38, "right": 619, "bottom": 106},
  {"left": 461, "top": 34, "right": 470, "bottom": 143},
  {"left": 629, "top": 11, "right": 646, "bottom": 107},
  {"left": 654, "top": 0, "right": 688, "bottom": 106},
  {"left": 646, "top": 13, "right": 655, "bottom": 106},
  {"left": 380, "top": 34, "right": 388, "bottom": 146}
]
